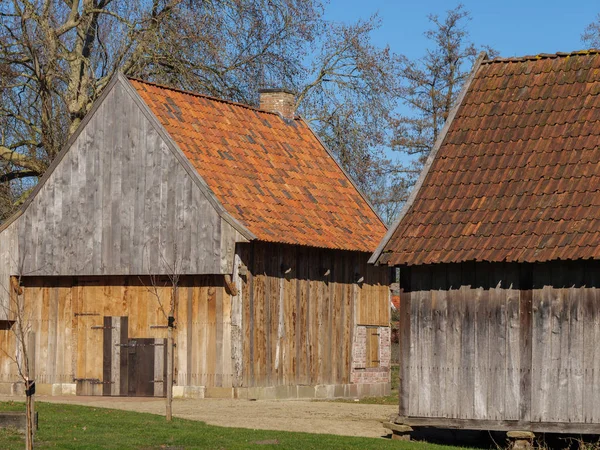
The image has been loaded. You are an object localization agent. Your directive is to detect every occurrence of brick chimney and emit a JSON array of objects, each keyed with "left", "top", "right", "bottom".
[{"left": 258, "top": 88, "right": 296, "bottom": 119}]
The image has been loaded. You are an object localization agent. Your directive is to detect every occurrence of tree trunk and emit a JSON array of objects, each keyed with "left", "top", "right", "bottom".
[
  {"left": 25, "top": 391, "right": 34, "bottom": 450},
  {"left": 166, "top": 330, "right": 173, "bottom": 421},
  {"left": 25, "top": 332, "right": 35, "bottom": 450}
]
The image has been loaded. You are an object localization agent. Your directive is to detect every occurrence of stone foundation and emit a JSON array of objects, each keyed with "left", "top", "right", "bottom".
[
  {"left": 0, "top": 382, "right": 76, "bottom": 396},
  {"left": 1, "top": 381, "right": 390, "bottom": 400},
  {"left": 175, "top": 382, "right": 391, "bottom": 400}
]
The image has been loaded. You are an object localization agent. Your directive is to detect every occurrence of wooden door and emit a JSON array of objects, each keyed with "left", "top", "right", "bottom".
[
  {"left": 102, "top": 317, "right": 166, "bottom": 397},
  {"left": 127, "top": 339, "right": 156, "bottom": 397}
]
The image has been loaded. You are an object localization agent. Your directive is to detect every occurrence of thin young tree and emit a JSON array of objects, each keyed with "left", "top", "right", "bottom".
[
  {"left": 141, "top": 244, "right": 182, "bottom": 421},
  {"left": 0, "top": 257, "right": 36, "bottom": 450}
]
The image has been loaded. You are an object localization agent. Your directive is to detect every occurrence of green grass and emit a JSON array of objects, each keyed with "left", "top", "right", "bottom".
[{"left": 0, "top": 401, "right": 475, "bottom": 449}]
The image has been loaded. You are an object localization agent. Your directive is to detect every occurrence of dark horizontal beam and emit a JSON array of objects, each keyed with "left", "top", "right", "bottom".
[{"left": 399, "top": 416, "right": 600, "bottom": 435}]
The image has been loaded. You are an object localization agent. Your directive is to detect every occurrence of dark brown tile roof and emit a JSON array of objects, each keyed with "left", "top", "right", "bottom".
[
  {"left": 130, "top": 79, "right": 386, "bottom": 252},
  {"left": 377, "top": 50, "right": 600, "bottom": 265}
]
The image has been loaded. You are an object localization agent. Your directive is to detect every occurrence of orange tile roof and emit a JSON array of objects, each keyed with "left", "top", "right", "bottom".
[
  {"left": 130, "top": 79, "right": 386, "bottom": 252},
  {"left": 377, "top": 50, "right": 600, "bottom": 265}
]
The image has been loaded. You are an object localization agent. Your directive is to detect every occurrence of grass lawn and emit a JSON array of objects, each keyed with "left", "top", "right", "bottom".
[{"left": 0, "top": 401, "right": 478, "bottom": 449}]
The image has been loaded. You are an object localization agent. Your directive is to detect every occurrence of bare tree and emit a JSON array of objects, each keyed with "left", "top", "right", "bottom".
[
  {"left": 0, "top": 0, "right": 322, "bottom": 217},
  {"left": 583, "top": 14, "right": 600, "bottom": 48},
  {"left": 0, "top": 259, "right": 36, "bottom": 450},
  {"left": 391, "top": 4, "right": 496, "bottom": 202},
  {"left": 298, "top": 15, "right": 402, "bottom": 194},
  {"left": 140, "top": 244, "right": 182, "bottom": 422},
  {"left": 0, "top": 0, "right": 407, "bottom": 223}
]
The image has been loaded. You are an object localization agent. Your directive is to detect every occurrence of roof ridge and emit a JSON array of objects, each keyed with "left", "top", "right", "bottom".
[
  {"left": 127, "top": 76, "right": 297, "bottom": 119},
  {"left": 482, "top": 49, "right": 600, "bottom": 64}
]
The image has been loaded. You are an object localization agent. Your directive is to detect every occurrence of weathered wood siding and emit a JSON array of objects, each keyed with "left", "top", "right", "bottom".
[
  {"left": 0, "top": 76, "right": 247, "bottom": 319},
  {"left": 0, "top": 276, "right": 232, "bottom": 392},
  {"left": 400, "top": 260, "right": 600, "bottom": 427},
  {"left": 237, "top": 242, "right": 389, "bottom": 388}
]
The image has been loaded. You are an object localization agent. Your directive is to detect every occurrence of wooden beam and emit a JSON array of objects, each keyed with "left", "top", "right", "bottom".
[
  {"left": 398, "top": 416, "right": 600, "bottom": 435},
  {"left": 223, "top": 274, "right": 238, "bottom": 296}
]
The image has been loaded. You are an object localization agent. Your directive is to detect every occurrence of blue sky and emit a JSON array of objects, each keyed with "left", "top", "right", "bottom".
[
  {"left": 324, "top": 0, "right": 598, "bottom": 59},
  {"left": 322, "top": 1, "right": 599, "bottom": 165}
]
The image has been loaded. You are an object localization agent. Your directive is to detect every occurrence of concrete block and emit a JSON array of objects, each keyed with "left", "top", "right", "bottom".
[
  {"left": 274, "top": 385, "right": 294, "bottom": 399},
  {"left": 35, "top": 383, "right": 52, "bottom": 396},
  {"left": 173, "top": 386, "right": 205, "bottom": 399},
  {"left": 296, "top": 386, "right": 315, "bottom": 399},
  {"left": 0, "top": 383, "right": 15, "bottom": 396},
  {"left": 51, "top": 383, "right": 75, "bottom": 396},
  {"left": 261, "top": 387, "right": 277, "bottom": 400},
  {"left": 246, "top": 387, "right": 262, "bottom": 400},
  {"left": 348, "top": 384, "right": 358, "bottom": 398},
  {"left": 186, "top": 386, "right": 205, "bottom": 399},
  {"left": 315, "top": 385, "right": 334, "bottom": 399},
  {"left": 333, "top": 384, "right": 346, "bottom": 398},
  {"left": 172, "top": 386, "right": 184, "bottom": 398},
  {"left": 61, "top": 383, "right": 77, "bottom": 396},
  {"left": 205, "top": 387, "right": 233, "bottom": 399}
]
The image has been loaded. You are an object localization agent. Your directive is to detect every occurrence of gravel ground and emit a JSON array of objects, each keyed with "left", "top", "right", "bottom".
[{"left": 2, "top": 395, "right": 396, "bottom": 439}]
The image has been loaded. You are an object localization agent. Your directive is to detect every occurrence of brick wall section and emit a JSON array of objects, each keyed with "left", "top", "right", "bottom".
[
  {"left": 259, "top": 90, "right": 295, "bottom": 118},
  {"left": 351, "top": 325, "right": 391, "bottom": 384}
]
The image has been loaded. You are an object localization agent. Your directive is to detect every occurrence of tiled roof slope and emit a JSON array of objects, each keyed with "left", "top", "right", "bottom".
[
  {"left": 130, "top": 79, "right": 386, "bottom": 252},
  {"left": 378, "top": 50, "right": 600, "bottom": 266}
]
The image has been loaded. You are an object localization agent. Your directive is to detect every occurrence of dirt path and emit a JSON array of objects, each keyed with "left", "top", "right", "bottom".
[{"left": 9, "top": 396, "right": 396, "bottom": 439}]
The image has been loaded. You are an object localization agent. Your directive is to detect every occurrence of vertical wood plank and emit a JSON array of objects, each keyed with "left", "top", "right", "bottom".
[
  {"left": 519, "top": 264, "right": 533, "bottom": 423},
  {"left": 103, "top": 316, "right": 112, "bottom": 396},
  {"left": 399, "top": 266, "right": 411, "bottom": 418},
  {"left": 473, "top": 263, "right": 489, "bottom": 419}
]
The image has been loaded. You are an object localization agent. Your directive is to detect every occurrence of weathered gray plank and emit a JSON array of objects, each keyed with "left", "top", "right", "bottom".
[
  {"left": 1, "top": 77, "right": 240, "bottom": 278},
  {"left": 431, "top": 265, "right": 447, "bottom": 418},
  {"left": 473, "top": 263, "right": 489, "bottom": 420},
  {"left": 488, "top": 263, "right": 506, "bottom": 421},
  {"left": 398, "top": 266, "right": 411, "bottom": 417},
  {"left": 531, "top": 268, "right": 551, "bottom": 422},
  {"left": 445, "top": 264, "right": 462, "bottom": 419},
  {"left": 459, "top": 262, "right": 475, "bottom": 420},
  {"left": 567, "top": 266, "right": 584, "bottom": 423}
]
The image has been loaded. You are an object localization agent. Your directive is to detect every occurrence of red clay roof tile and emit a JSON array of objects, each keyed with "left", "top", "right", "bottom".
[
  {"left": 130, "top": 79, "right": 386, "bottom": 252},
  {"left": 378, "top": 50, "right": 600, "bottom": 265}
]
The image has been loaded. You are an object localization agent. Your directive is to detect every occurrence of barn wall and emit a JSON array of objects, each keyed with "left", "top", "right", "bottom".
[
  {"left": 0, "top": 275, "right": 232, "bottom": 395},
  {"left": 400, "top": 260, "right": 600, "bottom": 429},
  {"left": 237, "top": 242, "right": 390, "bottom": 389},
  {"left": 0, "top": 77, "right": 244, "bottom": 288}
]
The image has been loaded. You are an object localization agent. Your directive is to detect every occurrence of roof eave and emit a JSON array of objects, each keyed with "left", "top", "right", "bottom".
[{"left": 369, "top": 51, "right": 489, "bottom": 266}]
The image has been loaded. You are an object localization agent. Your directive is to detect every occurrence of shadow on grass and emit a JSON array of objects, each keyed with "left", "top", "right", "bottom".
[{"left": 398, "top": 427, "right": 600, "bottom": 450}]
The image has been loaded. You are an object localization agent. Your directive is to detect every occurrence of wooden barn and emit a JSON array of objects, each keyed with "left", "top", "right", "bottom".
[
  {"left": 371, "top": 50, "right": 600, "bottom": 435},
  {"left": 0, "top": 73, "right": 391, "bottom": 399}
]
